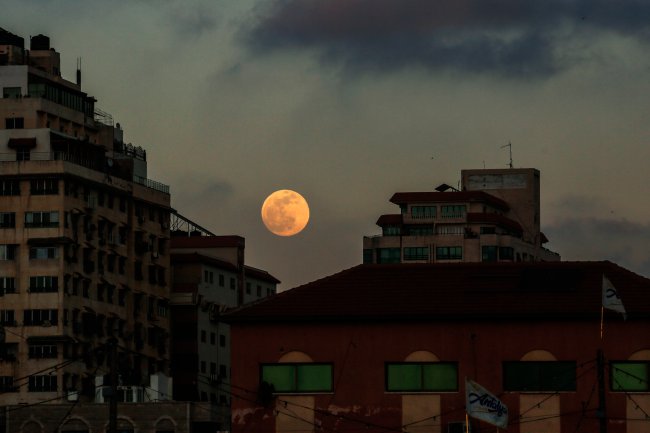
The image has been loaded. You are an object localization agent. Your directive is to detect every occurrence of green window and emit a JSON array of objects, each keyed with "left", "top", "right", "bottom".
[
  {"left": 382, "top": 226, "right": 401, "bottom": 236},
  {"left": 436, "top": 246, "right": 462, "bottom": 260},
  {"left": 499, "top": 247, "right": 514, "bottom": 261},
  {"left": 261, "top": 363, "right": 333, "bottom": 393},
  {"left": 441, "top": 205, "right": 466, "bottom": 218},
  {"left": 411, "top": 206, "right": 436, "bottom": 219},
  {"left": 482, "top": 245, "right": 498, "bottom": 262},
  {"left": 377, "top": 248, "right": 401, "bottom": 264},
  {"left": 404, "top": 247, "right": 429, "bottom": 261},
  {"left": 611, "top": 362, "right": 649, "bottom": 392},
  {"left": 386, "top": 362, "right": 457, "bottom": 392},
  {"left": 503, "top": 361, "right": 576, "bottom": 392},
  {"left": 363, "top": 249, "right": 373, "bottom": 264}
]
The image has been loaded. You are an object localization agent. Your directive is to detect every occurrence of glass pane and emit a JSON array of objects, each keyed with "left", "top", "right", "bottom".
[
  {"left": 423, "top": 364, "right": 457, "bottom": 391},
  {"left": 297, "top": 365, "right": 332, "bottom": 392},
  {"left": 612, "top": 363, "right": 648, "bottom": 391},
  {"left": 542, "top": 362, "right": 576, "bottom": 391},
  {"left": 387, "top": 364, "right": 421, "bottom": 391},
  {"left": 262, "top": 365, "right": 295, "bottom": 392}
]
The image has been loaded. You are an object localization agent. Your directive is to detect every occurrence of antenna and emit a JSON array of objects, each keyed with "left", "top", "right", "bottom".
[
  {"left": 500, "top": 142, "right": 513, "bottom": 168},
  {"left": 76, "top": 57, "right": 82, "bottom": 86}
]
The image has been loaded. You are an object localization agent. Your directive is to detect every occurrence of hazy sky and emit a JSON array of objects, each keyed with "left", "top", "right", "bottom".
[{"left": 6, "top": 0, "right": 650, "bottom": 289}]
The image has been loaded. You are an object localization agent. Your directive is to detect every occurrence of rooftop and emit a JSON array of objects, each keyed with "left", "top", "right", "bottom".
[{"left": 224, "top": 261, "right": 650, "bottom": 323}]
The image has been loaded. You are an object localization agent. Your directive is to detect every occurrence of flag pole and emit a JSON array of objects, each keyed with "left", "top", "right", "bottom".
[
  {"left": 465, "top": 412, "right": 469, "bottom": 433},
  {"left": 600, "top": 305, "right": 604, "bottom": 340}
]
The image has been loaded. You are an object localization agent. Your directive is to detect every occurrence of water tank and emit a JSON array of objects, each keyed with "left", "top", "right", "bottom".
[{"left": 30, "top": 34, "right": 50, "bottom": 50}]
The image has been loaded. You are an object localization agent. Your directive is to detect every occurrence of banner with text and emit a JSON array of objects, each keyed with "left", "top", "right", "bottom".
[{"left": 465, "top": 378, "right": 508, "bottom": 429}]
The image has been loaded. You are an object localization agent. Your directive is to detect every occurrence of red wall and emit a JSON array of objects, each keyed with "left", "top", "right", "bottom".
[{"left": 231, "top": 318, "right": 650, "bottom": 433}]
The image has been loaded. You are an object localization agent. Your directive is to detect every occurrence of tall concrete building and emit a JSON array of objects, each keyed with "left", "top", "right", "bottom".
[
  {"left": 363, "top": 168, "right": 560, "bottom": 264},
  {"left": 0, "top": 28, "right": 172, "bottom": 404},
  {"left": 169, "top": 219, "right": 279, "bottom": 429}
]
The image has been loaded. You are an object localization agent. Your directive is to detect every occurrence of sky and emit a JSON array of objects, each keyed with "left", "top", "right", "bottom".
[{"left": 5, "top": 0, "right": 650, "bottom": 289}]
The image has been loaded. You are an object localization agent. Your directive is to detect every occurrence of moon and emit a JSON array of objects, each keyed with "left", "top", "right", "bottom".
[{"left": 261, "top": 190, "right": 310, "bottom": 237}]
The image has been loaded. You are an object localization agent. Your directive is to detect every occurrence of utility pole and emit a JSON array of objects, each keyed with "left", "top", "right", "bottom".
[
  {"left": 108, "top": 338, "right": 118, "bottom": 433},
  {"left": 597, "top": 349, "right": 607, "bottom": 433}
]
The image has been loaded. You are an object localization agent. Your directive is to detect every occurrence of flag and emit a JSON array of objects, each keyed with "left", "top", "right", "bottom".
[
  {"left": 602, "top": 275, "right": 626, "bottom": 319},
  {"left": 465, "top": 378, "right": 508, "bottom": 429}
]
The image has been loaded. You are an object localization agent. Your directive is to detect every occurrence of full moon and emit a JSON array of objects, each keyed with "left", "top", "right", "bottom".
[{"left": 261, "top": 190, "right": 310, "bottom": 236}]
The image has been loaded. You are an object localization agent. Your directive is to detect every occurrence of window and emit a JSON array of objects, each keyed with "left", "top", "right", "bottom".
[
  {"left": 441, "top": 205, "right": 466, "bottom": 219},
  {"left": 499, "top": 247, "right": 514, "bottom": 261},
  {"left": 0, "top": 212, "right": 15, "bottom": 228},
  {"left": 0, "top": 376, "right": 16, "bottom": 392},
  {"left": 230, "top": 278, "right": 236, "bottom": 290},
  {"left": 482, "top": 246, "right": 498, "bottom": 262},
  {"left": 0, "top": 310, "right": 16, "bottom": 326},
  {"left": 382, "top": 226, "right": 401, "bottom": 236},
  {"left": 17, "top": 149, "right": 30, "bottom": 161},
  {"left": 200, "top": 330, "right": 206, "bottom": 343},
  {"left": 436, "top": 246, "right": 462, "bottom": 260},
  {"left": 28, "top": 344, "right": 58, "bottom": 359},
  {"left": 404, "top": 247, "right": 429, "bottom": 261},
  {"left": 246, "top": 282, "right": 251, "bottom": 294},
  {"left": 201, "top": 361, "right": 206, "bottom": 374},
  {"left": 0, "top": 180, "right": 19, "bottom": 196},
  {"left": 210, "top": 332, "right": 216, "bottom": 345},
  {"left": 220, "top": 364, "right": 228, "bottom": 378},
  {"left": 3, "top": 86, "right": 22, "bottom": 98},
  {"left": 29, "top": 246, "right": 58, "bottom": 259},
  {"left": 211, "top": 362, "right": 217, "bottom": 375},
  {"left": 28, "top": 375, "right": 57, "bottom": 392},
  {"left": 25, "top": 211, "right": 59, "bottom": 228},
  {"left": 377, "top": 248, "right": 401, "bottom": 264},
  {"left": 480, "top": 226, "right": 496, "bottom": 235},
  {"left": 23, "top": 309, "right": 58, "bottom": 326},
  {"left": 363, "top": 249, "right": 373, "bottom": 264},
  {"left": 29, "top": 276, "right": 58, "bottom": 293},
  {"left": 30, "top": 179, "right": 58, "bottom": 195},
  {"left": 386, "top": 362, "right": 458, "bottom": 392},
  {"left": 1, "top": 277, "right": 16, "bottom": 294},
  {"left": 0, "top": 244, "right": 17, "bottom": 260},
  {"left": 5, "top": 117, "right": 24, "bottom": 129},
  {"left": 219, "top": 334, "right": 226, "bottom": 347},
  {"left": 503, "top": 361, "right": 576, "bottom": 392},
  {"left": 219, "top": 274, "right": 224, "bottom": 287},
  {"left": 411, "top": 206, "right": 436, "bottom": 219},
  {"left": 408, "top": 225, "right": 434, "bottom": 236},
  {"left": 611, "top": 361, "right": 650, "bottom": 392},
  {"left": 261, "top": 363, "right": 333, "bottom": 393},
  {"left": 257, "top": 285, "right": 262, "bottom": 297}
]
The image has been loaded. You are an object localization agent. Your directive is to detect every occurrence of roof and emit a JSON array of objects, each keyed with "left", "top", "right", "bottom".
[
  {"left": 466, "top": 212, "right": 523, "bottom": 234},
  {"left": 389, "top": 191, "right": 509, "bottom": 211},
  {"left": 376, "top": 214, "right": 403, "bottom": 226},
  {"left": 224, "top": 261, "right": 650, "bottom": 323},
  {"left": 170, "top": 235, "right": 245, "bottom": 249}
]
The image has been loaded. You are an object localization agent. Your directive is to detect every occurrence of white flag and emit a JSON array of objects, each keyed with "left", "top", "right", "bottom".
[
  {"left": 466, "top": 378, "right": 508, "bottom": 429},
  {"left": 602, "top": 275, "right": 626, "bottom": 319}
]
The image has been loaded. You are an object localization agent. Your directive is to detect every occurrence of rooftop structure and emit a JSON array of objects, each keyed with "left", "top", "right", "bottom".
[{"left": 363, "top": 167, "right": 560, "bottom": 264}]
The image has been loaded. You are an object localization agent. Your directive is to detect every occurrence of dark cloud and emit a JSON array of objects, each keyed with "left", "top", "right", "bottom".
[
  {"left": 244, "top": 0, "right": 650, "bottom": 77},
  {"left": 545, "top": 217, "right": 650, "bottom": 278}
]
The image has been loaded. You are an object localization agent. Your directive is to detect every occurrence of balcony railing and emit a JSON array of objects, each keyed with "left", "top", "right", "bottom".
[{"left": 0, "top": 152, "right": 170, "bottom": 194}]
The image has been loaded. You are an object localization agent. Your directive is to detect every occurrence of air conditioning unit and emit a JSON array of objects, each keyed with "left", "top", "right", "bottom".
[{"left": 448, "top": 421, "right": 470, "bottom": 433}]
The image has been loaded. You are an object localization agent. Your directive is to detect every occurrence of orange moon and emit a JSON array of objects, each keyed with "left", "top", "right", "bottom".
[{"left": 261, "top": 190, "right": 310, "bottom": 236}]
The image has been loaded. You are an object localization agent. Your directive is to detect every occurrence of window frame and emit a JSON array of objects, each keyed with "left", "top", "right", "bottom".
[
  {"left": 610, "top": 361, "right": 650, "bottom": 392},
  {"left": 385, "top": 362, "right": 458, "bottom": 393},
  {"left": 503, "top": 361, "right": 577, "bottom": 393},
  {"left": 436, "top": 246, "right": 462, "bottom": 260},
  {"left": 260, "top": 362, "right": 334, "bottom": 394}
]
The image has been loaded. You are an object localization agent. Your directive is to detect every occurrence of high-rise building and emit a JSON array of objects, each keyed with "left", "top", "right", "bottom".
[
  {"left": 0, "top": 28, "right": 172, "bottom": 404},
  {"left": 363, "top": 168, "right": 560, "bottom": 264},
  {"left": 169, "top": 218, "right": 279, "bottom": 428}
]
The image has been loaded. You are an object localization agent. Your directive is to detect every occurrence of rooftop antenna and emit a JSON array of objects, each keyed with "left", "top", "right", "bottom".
[
  {"left": 76, "top": 57, "right": 81, "bottom": 86},
  {"left": 501, "top": 142, "right": 513, "bottom": 168}
]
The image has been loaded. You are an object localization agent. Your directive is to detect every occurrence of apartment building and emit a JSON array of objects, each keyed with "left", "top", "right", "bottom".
[
  {"left": 170, "top": 229, "right": 280, "bottom": 430},
  {"left": 0, "top": 28, "right": 171, "bottom": 404},
  {"left": 363, "top": 167, "right": 560, "bottom": 264}
]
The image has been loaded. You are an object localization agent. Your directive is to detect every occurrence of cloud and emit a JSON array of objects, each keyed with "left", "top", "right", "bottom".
[
  {"left": 243, "top": 0, "right": 650, "bottom": 77},
  {"left": 545, "top": 217, "right": 650, "bottom": 278}
]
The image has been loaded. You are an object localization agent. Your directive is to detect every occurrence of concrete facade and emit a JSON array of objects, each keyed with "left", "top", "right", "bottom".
[
  {"left": 363, "top": 167, "right": 560, "bottom": 264},
  {"left": 1, "top": 29, "right": 172, "bottom": 405}
]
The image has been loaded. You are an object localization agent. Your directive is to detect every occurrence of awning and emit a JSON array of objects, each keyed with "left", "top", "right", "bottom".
[{"left": 7, "top": 137, "right": 37, "bottom": 149}]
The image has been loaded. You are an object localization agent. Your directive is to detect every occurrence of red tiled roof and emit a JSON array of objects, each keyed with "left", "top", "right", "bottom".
[
  {"left": 171, "top": 252, "right": 239, "bottom": 272},
  {"left": 466, "top": 212, "right": 523, "bottom": 234},
  {"left": 245, "top": 266, "right": 281, "bottom": 284},
  {"left": 390, "top": 191, "right": 509, "bottom": 210},
  {"left": 376, "top": 214, "right": 403, "bottom": 226},
  {"left": 224, "top": 262, "right": 650, "bottom": 323},
  {"left": 170, "top": 235, "right": 245, "bottom": 249}
]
